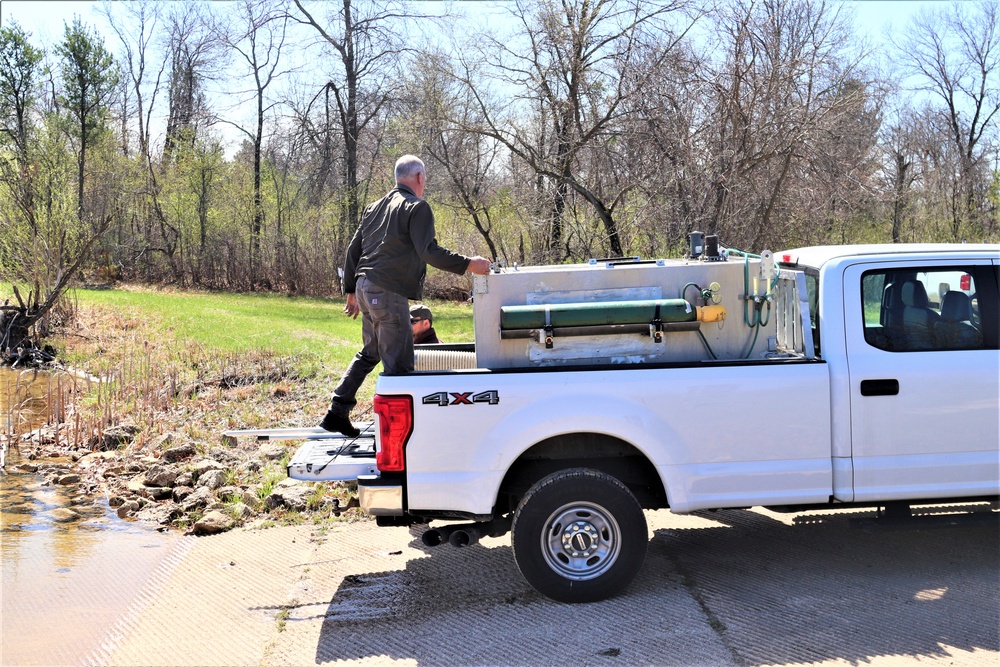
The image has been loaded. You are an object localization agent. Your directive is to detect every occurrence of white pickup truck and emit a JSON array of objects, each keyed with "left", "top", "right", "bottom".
[{"left": 273, "top": 243, "right": 999, "bottom": 603}]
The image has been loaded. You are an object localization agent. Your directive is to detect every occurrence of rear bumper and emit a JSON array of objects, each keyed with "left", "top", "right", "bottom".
[{"left": 358, "top": 474, "right": 404, "bottom": 516}]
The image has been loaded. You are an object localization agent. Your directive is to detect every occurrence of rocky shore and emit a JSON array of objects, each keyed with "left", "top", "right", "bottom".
[
  {"left": 2, "top": 294, "right": 368, "bottom": 535},
  {"left": 6, "top": 421, "right": 356, "bottom": 535}
]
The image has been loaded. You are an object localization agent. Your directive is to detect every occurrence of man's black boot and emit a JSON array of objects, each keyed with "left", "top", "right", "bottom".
[{"left": 319, "top": 410, "right": 360, "bottom": 437}]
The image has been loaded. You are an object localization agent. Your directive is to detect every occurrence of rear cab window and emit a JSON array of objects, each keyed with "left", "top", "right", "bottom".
[{"left": 861, "top": 265, "right": 998, "bottom": 352}]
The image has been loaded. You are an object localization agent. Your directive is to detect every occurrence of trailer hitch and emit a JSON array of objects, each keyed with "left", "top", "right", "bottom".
[{"left": 331, "top": 496, "right": 360, "bottom": 516}]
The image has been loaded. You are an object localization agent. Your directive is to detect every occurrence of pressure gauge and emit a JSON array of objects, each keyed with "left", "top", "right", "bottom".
[{"left": 709, "top": 282, "right": 722, "bottom": 304}]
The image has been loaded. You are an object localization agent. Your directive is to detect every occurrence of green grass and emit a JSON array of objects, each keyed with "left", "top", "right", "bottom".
[
  {"left": 69, "top": 287, "right": 476, "bottom": 365},
  {"left": 40, "top": 286, "right": 478, "bottom": 439}
]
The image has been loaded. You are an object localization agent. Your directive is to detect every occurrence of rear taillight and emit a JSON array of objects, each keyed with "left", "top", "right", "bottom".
[
  {"left": 960, "top": 274, "right": 971, "bottom": 291},
  {"left": 373, "top": 394, "right": 412, "bottom": 472}
]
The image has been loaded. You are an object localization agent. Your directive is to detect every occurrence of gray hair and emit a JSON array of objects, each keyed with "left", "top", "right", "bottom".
[{"left": 394, "top": 155, "right": 425, "bottom": 181}]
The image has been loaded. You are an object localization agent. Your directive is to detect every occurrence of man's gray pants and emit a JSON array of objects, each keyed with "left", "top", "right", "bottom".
[{"left": 329, "top": 275, "right": 413, "bottom": 417}]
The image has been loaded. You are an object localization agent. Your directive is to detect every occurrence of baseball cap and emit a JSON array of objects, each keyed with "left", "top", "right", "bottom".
[{"left": 409, "top": 304, "right": 432, "bottom": 322}]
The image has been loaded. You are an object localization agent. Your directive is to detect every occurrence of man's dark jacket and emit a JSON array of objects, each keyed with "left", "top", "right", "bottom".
[
  {"left": 343, "top": 185, "right": 469, "bottom": 300},
  {"left": 414, "top": 327, "right": 441, "bottom": 345}
]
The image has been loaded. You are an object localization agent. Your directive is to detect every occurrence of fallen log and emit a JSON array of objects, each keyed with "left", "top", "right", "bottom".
[
  {"left": 1, "top": 305, "right": 32, "bottom": 356},
  {"left": 1, "top": 304, "right": 56, "bottom": 367}
]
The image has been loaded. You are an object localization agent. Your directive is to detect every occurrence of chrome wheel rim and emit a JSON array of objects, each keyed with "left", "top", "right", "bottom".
[{"left": 541, "top": 501, "right": 621, "bottom": 581}]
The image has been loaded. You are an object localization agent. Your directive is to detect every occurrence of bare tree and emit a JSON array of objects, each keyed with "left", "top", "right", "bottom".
[
  {"left": 452, "top": 0, "right": 692, "bottom": 259},
  {"left": 287, "top": 78, "right": 340, "bottom": 207},
  {"left": 898, "top": 0, "right": 1000, "bottom": 240},
  {"left": 696, "top": 0, "right": 872, "bottom": 250},
  {"left": 876, "top": 99, "right": 956, "bottom": 245},
  {"left": 102, "top": 0, "right": 165, "bottom": 160},
  {"left": 163, "top": 3, "right": 221, "bottom": 157},
  {"left": 291, "top": 0, "right": 413, "bottom": 239},
  {"left": 399, "top": 50, "right": 504, "bottom": 261},
  {"left": 803, "top": 77, "right": 883, "bottom": 244},
  {"left": 619, "top": 40, "right": 710, "bottom": 254},
  {"left": 217, "top": 0, "right": 289, "bottom": 289},
  {"left": 884, "top": 113, "right": 919, "bottom": 244},
  {"left": 102, "top": 0, "right": 184, "bottom": 283}
]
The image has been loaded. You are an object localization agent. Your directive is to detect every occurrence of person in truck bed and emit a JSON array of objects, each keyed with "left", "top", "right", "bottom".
[
  {"left": 319, "top": 155, "right": 491, "bottom": 436},
  {"left": 410, "top": 304, "right": 441, "bottom": 344}
]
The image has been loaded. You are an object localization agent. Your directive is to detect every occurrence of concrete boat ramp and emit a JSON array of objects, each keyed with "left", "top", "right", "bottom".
[{"left": 16, "top": 505, "right": 996, "bottom": 666}]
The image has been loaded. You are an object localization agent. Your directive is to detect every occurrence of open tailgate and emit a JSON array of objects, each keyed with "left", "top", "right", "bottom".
[{"left": 223, "top": 424, "right": 377, "bottom": 482}]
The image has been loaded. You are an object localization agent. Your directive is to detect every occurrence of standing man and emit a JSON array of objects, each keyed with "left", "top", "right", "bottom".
[
  {"left": 409, "top": 304, "right": 441, "bottom": 344},
  {"left": 320, "top": 155, "right": 491, "bottom": 436}
]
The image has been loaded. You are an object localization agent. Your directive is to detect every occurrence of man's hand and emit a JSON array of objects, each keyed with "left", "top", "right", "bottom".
[
  {"left": 344, "top": 293, "right": 360, "bottom": 319},
  {"left": 466, "top": 256, "right": 492, "bottom": 276}
]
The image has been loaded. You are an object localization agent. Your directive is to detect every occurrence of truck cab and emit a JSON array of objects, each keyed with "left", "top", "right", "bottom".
[{"left": 781, "top": 245, "right": 999, "bottom": 503}]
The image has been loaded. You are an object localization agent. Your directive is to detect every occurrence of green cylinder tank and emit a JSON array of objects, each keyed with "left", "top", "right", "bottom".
[{"left": 499, "top": 299, "right": 695, "bottom": 329}]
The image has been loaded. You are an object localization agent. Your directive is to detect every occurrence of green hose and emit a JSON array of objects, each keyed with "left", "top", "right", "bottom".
[
  {"left": 681, "top": 282, "right": 720, "bottom": 360},
  {"left": 740, "top": 253, "right": 770, "bottom": 357}
]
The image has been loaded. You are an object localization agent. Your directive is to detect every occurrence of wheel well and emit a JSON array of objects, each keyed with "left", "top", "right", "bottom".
[{"left": 495, "top": 433, "right": 667, "bottom": 515}]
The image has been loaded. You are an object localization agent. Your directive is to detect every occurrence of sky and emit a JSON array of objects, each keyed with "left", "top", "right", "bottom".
[
  {"left": 0, "top": 1, "right": 939, "bottom": 52},
  {"left": 0, "top": 0, "right": 943, "bottom": 155}
]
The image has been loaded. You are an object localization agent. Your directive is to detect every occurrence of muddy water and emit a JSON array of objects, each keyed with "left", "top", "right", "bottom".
[
  {"left": 1, "top": 367, "right": 50, "bottom": 448},
  {"left": 1, "top": 368, "right": 179, "bottom": 666}
]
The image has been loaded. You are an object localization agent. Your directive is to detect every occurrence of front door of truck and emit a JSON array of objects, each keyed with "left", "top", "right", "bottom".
[{"left": 843, "top": 259, "right": 999, "bottom": 502}]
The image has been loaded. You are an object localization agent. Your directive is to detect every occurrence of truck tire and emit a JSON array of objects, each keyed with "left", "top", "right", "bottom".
[{"left": 511, "top": 468, "right": 647, "bottom": 603}]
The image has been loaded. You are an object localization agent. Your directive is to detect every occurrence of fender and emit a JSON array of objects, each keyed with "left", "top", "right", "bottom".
[
  {"left": 402, "top": 378, "right": 684, "bottom": 515},
  {"left": 474, "top": 392, "right": 680, "bottom": 504}
]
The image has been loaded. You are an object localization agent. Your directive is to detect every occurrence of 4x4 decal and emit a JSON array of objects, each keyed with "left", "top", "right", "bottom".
[{"left": 422, "top": 390, "right": 500, "bottom": 406}]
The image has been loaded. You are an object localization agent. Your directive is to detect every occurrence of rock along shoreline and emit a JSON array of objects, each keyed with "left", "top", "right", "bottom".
[{"left": 6, "top": 422, "right": 354, "bottom": 535}]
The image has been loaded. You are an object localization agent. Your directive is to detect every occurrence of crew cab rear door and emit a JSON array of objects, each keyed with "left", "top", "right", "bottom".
[{"left": 843, "top": 259, "right": 999, "bottom": 502}]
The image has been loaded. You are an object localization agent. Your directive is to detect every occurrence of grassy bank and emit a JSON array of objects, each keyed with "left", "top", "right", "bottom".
[
  {"left": 53, "top": 286, "right": 475, "bottom": 445},
  {"left": 2, "top": 286, "right": 477, "bottom": 531},
  {"left": 69, "top": 287, "right": 476, "bottom": 360}
]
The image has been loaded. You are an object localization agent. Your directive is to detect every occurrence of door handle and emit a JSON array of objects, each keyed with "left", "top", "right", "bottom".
[{"left": 860, "top": 379, "right": 899, "bottom": 396}]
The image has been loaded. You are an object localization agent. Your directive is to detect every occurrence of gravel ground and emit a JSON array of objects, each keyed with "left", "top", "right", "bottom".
[{"left": 68, "top": 503, "right": 1000, "bottom": 667}]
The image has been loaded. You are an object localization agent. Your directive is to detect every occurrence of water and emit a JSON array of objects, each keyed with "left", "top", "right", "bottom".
[
  {"left": 1, "top": 368, "right": 178, "bottom": 666},
  {"left": 1, "top": 367, "right": 51, "bottom": 449}
]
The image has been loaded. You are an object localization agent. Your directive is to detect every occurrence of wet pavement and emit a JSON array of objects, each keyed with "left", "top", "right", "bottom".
[
  {"left": 53, "top": 504, "right": 1000, "bottom": 667},
  {"left": 1, "top": 466, "right": 180, "bottom": 666},
  {"left": 2, "top": 368, "right": 180, "bottom": 667}
]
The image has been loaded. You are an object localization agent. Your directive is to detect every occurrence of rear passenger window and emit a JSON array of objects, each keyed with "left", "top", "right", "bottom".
[{"left": 862, "top": 268, "right": 984, "bottom": 352}]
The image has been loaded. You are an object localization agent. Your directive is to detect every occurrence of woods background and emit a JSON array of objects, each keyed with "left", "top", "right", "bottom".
[{"left": 1, "top": 0, "right": 998, "bottom": 304}]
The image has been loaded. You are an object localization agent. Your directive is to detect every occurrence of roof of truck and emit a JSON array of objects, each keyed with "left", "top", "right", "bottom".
[{"left": 777, "top": 243, "right": 1000, "bottom": 269}]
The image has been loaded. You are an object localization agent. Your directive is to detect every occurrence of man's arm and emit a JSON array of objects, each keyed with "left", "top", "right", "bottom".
[
  {"left": 409, "top": 201, "right": 480, "bottom": 275},
  {"left": 466, "top": 257, "right": 491, "bottom": 275},
  {"left": 342, "top": 223, "right": 363, "bottom": 295}
]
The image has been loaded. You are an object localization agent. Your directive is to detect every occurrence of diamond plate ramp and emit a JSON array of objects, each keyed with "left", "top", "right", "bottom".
[
  {"left": 83, "top": 506, "right": 999, "bottom": 667},
  {"left": 93, "top": 526, "right": 319, "bottom": 667},
  {"left": 265, "top": 521, "right": 734, "bottom": 667}
]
